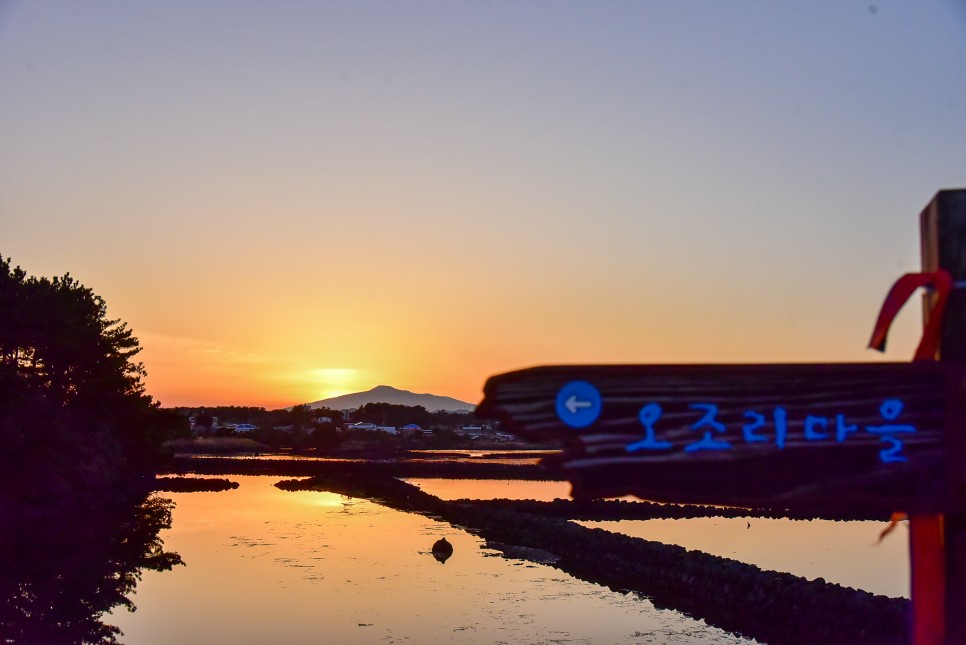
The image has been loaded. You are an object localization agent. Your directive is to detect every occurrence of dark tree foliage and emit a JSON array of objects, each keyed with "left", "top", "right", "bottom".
[
  {"left": 310, "top": 406, "right": 345, "bottom": 424},
  {"left": 429, "top": 408, "right": 482, "bottom": 429},
  {"left": 194, "top": 410, "right": 214, "bottom": 429},
  {"left": 0, "top": 494, "right": 184, "bottom": 644},
  {"left": 172, "top": 406, "right": 295, "bottom": 429},
  {"left": 305, "top": 421, "right": 342, "bottom": 452},
  {"left": 352, "top": 402, "right": 434, "bottom": 427},
  {"left": 0, "top": 256, "right": 180, "bottom": 514},
  {"left": 351, "top": 403, "right": 481, "bottom": 430},
  {"left": 289, "top": 403, "right": 312, "bottom": 430}
]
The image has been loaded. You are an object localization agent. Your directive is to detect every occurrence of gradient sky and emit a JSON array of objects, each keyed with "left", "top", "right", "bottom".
[{"left": 2, "top": 2, "right": 965, "bottom": 409}]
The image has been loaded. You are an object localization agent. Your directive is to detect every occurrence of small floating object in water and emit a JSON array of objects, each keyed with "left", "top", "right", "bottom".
[{"left": 432, "top": 537, "right": 453, "bottom": 563}]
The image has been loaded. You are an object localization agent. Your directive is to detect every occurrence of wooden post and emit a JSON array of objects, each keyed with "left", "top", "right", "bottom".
[
  {"left": 477, "top": 189, "right": 966, "bottom": 643},
  {"left": 910, "top": 514, "right": 945, "bottom": 644},
  {"left": 918, "top": 189, "right": 966, "bottom": 644}
]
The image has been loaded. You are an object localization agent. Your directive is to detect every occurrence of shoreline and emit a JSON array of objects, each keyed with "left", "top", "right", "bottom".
[
  {"left": 166, "top": 454, "right": 891, "bottom": 522},
  {"left": 275, "top": 473, "right": 907, "bottom": 645},
  {"left": 158, "top": 455, "right": 909, "bottom": 643}
]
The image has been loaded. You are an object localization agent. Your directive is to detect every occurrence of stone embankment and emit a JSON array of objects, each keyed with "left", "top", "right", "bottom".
[
  {"left": 169, "top": 455, "right": 554, "bottom": 480},
  {"left": 276, "top": 475, "right": 908, "bottom": 645},
  {"left": 467, "top": 497, "right": 890, "bottom": 522},
  {"left": 170, "top": 455, "right": 889, "bottom": 521},
  {"left": 153, "top": 476, "right": 240, "bottom": 493}
]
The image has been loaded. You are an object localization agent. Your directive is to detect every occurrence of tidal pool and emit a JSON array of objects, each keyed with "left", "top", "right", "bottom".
[
  {"left": 577, "top": 516, "right": 909, "bottom": 599},
  {"left": 108, "top": 476, "right": 752, "bottom": 644},
  {"left": 408, "top": 478, "right": 909, "bottom": 599},
  {"left": 405, "top": 477, "right": 572, "bottom": 501}
]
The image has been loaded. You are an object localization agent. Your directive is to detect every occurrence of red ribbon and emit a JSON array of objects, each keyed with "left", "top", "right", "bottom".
[{"left": 868, "top": 270, "right": 952, "bottom": 362}]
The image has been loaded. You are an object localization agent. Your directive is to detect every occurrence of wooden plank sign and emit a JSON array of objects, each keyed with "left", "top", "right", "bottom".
[{"left": 476, "top": 362, "right": 966, "bottom": 514}]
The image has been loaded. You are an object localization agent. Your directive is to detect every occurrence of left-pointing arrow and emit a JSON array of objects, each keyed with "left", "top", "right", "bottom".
[
  {"left": 565, "top": 395, "right": 592, "bottom": 415},
  {"left": 555, "top": 381, "right": 602, "bottom": 428}
]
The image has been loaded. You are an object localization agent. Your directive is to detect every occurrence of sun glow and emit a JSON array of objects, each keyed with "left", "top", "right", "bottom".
[
  {"left": 136, "top": 333, "right": 380, "bottom": 408},
  {"left": 306, "top": 368, "right": 364, "bottom": 402}
]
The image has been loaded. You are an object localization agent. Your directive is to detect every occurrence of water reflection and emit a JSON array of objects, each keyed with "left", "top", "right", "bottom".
[
  {"left": 111, "top": 476, "right": 751, "bottom": 644},
  {"left": 407, "top": 449, "right": 556, "bottom": 465},
  {"left": 406, "top": 477, "right": 572, "bottom": 501},
  {"left": 408, "top": 479, "right": 908, "bottom": 598},
  {"left": 185, "top": 449, "right": 553, "bottom": 466},
  {"left": 577, "top": 516, "right": 909, "bottom": 599},
  {"left": 0, "top": 495, "right": 183, "bottom": 644}
]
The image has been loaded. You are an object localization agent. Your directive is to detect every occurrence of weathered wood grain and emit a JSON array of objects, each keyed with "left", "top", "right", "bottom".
[
  {"left": 921, "top": 188, "right": 966, "bottom": 644},
  {"left": 477, "top": 362, "right": 965, "bottom": 513}
]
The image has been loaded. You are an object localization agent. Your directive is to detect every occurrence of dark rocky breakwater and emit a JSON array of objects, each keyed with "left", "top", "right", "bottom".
[
  {"left": 168, "top": 455, "right": 891, "bottom": 522},
  {"left": 153, "top": 476, "right": 240, "bottom": 493},
  {"left": 276, "top": 475, "right": 908, "bottom": 645},
  {"left": 168, "top": 455, "right": 554, "bottom": 480}
]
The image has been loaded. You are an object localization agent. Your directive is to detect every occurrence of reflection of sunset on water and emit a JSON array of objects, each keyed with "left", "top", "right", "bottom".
[
  {"left": 110, "top": 477, "right": 751, "bottom": 644},
  {"left": 407, "top": 478, "right": 571, "bottom": 501},
  {"left": 2, "top": 2, "right": 962, "bottom": 641},
  {"left": 410, "top": 479, "right": 909, "bottom": 599},
  {"left": 578, "top": 516, "right": 908, "bottom": 599}
]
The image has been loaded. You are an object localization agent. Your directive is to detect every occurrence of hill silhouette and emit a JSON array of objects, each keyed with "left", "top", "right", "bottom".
[{"left": 306, "top": 385, "right": 474, "bottom": 413}]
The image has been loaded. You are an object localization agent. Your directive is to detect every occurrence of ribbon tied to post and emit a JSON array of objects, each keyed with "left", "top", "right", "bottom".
[{"left": 868, "top": 269, "right": 953, "bottom": 363}]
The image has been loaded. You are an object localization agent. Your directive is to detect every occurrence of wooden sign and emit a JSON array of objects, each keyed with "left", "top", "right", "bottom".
[{"left": 477, "top": 362, "right": 966, "bottom": 514}]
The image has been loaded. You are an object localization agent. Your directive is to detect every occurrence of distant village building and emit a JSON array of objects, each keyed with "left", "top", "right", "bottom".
[
  {"left": 461, "top": 425, "right": 484, "bottom": 438},
  {"left": 345, "top": 422, "right": 398, "bottom": 435},
  {"left": 400, "top": 424, "right": 423, "bottom": 437}
]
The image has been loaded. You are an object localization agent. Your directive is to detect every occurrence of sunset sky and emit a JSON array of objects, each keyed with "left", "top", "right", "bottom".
[{"left": 2, "top": 2, "right": 965, "bottom": 409}]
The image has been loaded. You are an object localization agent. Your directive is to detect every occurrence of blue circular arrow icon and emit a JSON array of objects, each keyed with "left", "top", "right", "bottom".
[{"left": 555, "top": 381, "right": 602, "bottom": 428}]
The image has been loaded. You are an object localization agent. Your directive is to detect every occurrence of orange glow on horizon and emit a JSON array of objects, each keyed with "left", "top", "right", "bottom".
[
  {"left": 137, "top": 331, "right": 490, "bottom": 409},
  {"left": 132, "top": 251, "right": 924, "bottom": 411},
  {"left": 1, "top": 1, "right": 952, "bottom": 428}
]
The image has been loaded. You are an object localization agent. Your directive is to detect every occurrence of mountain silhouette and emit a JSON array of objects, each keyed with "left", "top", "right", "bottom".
[{"left": 305, "top": 385, "right": 475, "bottom": 412}]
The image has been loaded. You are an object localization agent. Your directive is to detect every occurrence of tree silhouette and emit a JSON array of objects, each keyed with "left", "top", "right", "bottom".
[
  {"left": 0, "top": 255, "right": 180, "bottom": 514},
  {"left": 0, "top": 494, "right": 184, "bottom": 644}
]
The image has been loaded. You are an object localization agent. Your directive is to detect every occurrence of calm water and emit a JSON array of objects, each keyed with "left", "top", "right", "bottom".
[
  {"left": 108, "top": 476, "right": 752, "bottom": 644},
  {"left": 407, "top": 449, "right": 557, "bottom": 465},
  {"left": 185, "top": 449, "right": 552, "bottom": 465},
  {"left": 405, "top": 478, "right": 573, "bottom": 501},
  {"left": 409, "top": 479, "right": 909, "bottom": 599},
  {"left": 576, "top": 517, "right": 908, "bottom": 599}
]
